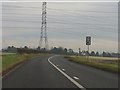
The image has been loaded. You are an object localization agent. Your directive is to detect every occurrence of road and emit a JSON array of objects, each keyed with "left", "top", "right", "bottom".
[{"left": 2, "top": 55, "right": 118, "bottom": 89}]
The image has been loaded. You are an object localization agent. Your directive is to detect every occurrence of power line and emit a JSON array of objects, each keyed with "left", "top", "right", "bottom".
[
  {"left": 3, "top": 11, "right": 116, "bottom": 22},
  {"left": 47, "top": 7, "right": 117, "bottom": 14},
  {"left": 3, "top": 12, "right": 117, "bottom": 27},
  {"left": 48, "top": 3, "right": 117, "bottom": 7},
  {"left": 3, "top": 21, "right": 117, "bottom": 32},
  {"left": 2, "top": 5, "right": 41, "bottom": 9},
  {"left": 2, "top": 3, "right": 117, "bottom": 40},
  {"left": 3, "top": 26, "right": 117, "bottom": 40},
  {"left": 3, "top": 3, "right": 117, "bottom": 9},
  {"left": 3, "top": 19, "right": 116, "bottom": 27},
  {"left": 47, "top": 17, "right": 116, "bottom": 26},
  {"left": 2, "top": 12, "right": 41, "bottom": 16},
  {"left": 3, "top": 25, "right": 117, "bottom": 33},
  {"left": 3, "top": 12, "right": 116, "bottom": 27},
  {"left": 47, "top": 9, "right": 117, "bottom": 23}
]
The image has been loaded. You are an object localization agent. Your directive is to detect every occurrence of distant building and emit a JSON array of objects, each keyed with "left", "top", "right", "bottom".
[{"left": 7, "top": 46, "right": 17, "bottom": 53}]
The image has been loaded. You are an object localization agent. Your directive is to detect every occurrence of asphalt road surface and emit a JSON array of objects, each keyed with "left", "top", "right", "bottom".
[{"left": 2, "top": 55, "right": 118, "bottom": 89}]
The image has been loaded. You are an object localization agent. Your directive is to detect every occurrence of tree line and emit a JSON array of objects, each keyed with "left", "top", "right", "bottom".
[{"left": 2, "top": 46, "right": 119, "bottom": 58}]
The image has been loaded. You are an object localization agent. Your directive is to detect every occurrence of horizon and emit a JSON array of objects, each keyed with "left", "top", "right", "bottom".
[{"left": 1, "top": 45, "right": 119, "bottom": 54}]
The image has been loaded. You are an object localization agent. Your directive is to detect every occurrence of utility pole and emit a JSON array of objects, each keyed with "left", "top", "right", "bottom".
[
  {"left": 38, "top": 2, "right": 48, "bottom": 50},
  {"left": 87, "top": 45, "right": 89, "bottom": 60},
  {"left": 79, "top": 48, "right": 81, "bottom": 55}
]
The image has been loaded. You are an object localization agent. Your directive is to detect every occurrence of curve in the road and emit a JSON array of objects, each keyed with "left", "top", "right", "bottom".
[
  {"left": 49, "top": 55, "right": 118, "bottom": 88},
  {"left": 2, "top": 55, "right": 78, "bottom": 88},
  {"left": 48, "top": 55, "right": 86, "bottom": 90}
]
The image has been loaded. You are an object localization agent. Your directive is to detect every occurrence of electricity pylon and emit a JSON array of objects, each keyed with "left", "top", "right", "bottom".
[{"left": 38, "top": 2, "right": 48, "bottom": 50}]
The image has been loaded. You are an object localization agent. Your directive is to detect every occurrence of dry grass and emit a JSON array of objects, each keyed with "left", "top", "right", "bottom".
[
  {"left": 2, "top": 53, "right": 49, "bottom": 75},
  {"left": 65, "top": 56, "right": 119, "bottom": 73}
]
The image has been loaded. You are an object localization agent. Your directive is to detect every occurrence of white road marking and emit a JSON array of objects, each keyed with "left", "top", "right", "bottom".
[
  {"left": 56, "top": 65, "right": 59, "bottom": 67},
  {"left": 62, "top": 69, "right": 65, "bottom": 71},
  {"left": 73, "top": 77, "right": 79, "bottom": 80},
  {"left": 48, "top": 55, "right": 86, "bottom": 90}
]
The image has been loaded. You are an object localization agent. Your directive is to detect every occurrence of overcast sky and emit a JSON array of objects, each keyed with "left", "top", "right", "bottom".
[
  {"left": 2, "top": 2, "right": 118, "bottom": 53},
  {"left": 1, "top": 0, "right": 119, "bottom": 1}
]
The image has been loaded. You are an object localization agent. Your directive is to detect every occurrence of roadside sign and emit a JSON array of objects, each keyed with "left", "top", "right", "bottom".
[
  {"left": 86, "top": 36, "right": 91, "bottom": 45},
  {"left": 86, "top": 36, "right": 91, "bottom": 61}
]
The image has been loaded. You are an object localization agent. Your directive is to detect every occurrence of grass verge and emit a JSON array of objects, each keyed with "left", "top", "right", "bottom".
[
  {"left": 64, "top": 56, "right": 119, "bottom": 73},
  {"left": 2, "top": 53, "right": 49, "bottom": 76}
]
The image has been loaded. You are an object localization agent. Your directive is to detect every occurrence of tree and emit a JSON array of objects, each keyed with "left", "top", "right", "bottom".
[
  {"left": 11, "top": 46, "right": 14, "bottom": 48},
  {"left": 24, "top": 46, "right": 28, "bottom": 50},
  {"left": 8, "top": 46, "right": 11, "bottom": 49},
  {"left": 50, "top": 47, "right": 57, "bottom": 53},
  {"left": 64, "top": 48, "right": 67, "bottom": 53},
  {"left": 91, "top": 51, "right": 95, "bottom": 56},
  {"left": 68, "top": 49, "right": 74, "bottom": 54},
  {"left": 37, "top": 46, "right": 40, "bottom": 50},
  {"left": 96, "top": 52, "right": 99, "bottom": 56},
  {"left": 58, "top": 47, "right": 64, "bottom": 54},
  {"left": 102, "top": 52, "right": 106, "bottom": 57}
]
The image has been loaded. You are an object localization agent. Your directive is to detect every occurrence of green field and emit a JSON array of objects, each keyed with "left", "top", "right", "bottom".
[
  {"left": 65, "top": 55, "right": 119, "bottom": 73},
  {"left": 1, "top": 53, "right": 49, "bottom": 75}
]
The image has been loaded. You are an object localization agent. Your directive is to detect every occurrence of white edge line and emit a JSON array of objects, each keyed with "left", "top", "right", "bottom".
[
  {"left": 2, "top": 62, "right": 24, "bottom": 79},
  {"left": 48, "top": 55, "right": 86, "bottom": 89}
]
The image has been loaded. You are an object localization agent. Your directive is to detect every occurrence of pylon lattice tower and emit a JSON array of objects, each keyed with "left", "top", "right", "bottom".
[{"left": 38, "top": 2, "right": 48, "bottom": 50}]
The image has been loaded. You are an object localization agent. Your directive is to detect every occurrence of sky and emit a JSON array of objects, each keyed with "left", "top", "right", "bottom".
[
  {"left": 2, "top": 2, "right": 118, "bottom": 53},
  {"left": 1, "top": 0, "right": 119, "bottom": 1},
  {"left": 0, "top": 2, "right": 1, "bottom": 51}
]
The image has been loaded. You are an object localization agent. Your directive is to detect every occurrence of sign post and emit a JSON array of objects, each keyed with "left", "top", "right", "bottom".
[{"left": 86, "top": 36, "right": 91, "bottom": 61}]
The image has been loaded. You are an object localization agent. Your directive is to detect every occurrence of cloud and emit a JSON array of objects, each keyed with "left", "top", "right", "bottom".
[{"left": 2, "top": 2, "right": 118, "bottom": 52}]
